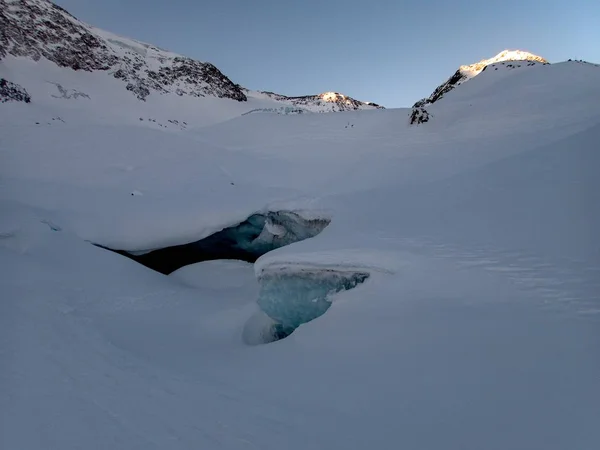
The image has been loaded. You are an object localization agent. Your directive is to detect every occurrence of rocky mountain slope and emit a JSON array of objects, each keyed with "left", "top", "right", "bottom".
[
  {"left": 414, "top": 50, "right": 548, "bottom": 107},
  {"left": 0, "top": 0, "right": 381, "bottom": 111},
  {"left": 0, "top": 0, "right": 247, "bottom": 101},
  {"left": 255, "top": 91, "right": 384, "bottom": 112}
]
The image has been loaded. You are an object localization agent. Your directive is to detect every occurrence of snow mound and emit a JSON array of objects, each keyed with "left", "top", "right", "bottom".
[{"left": 170, "top": 260, "right": 255, "bottom": 289}]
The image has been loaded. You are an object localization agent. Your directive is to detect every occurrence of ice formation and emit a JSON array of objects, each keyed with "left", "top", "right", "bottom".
[
  {"left": 102, "top": 211, "right": 330, "bottom": 274},
  {"left": 242, "top": 106, "right": 308, "bottom": 115},
  {"left": 257, "top": 270, "right": 369, "bottom": 338}
]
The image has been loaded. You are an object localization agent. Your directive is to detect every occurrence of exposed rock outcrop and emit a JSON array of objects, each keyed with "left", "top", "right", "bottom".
[
  {"left": 0, "top": 0, "right": 247, "bottom": 102},
  {"left": 0, "top": 77, "right": 30, "bottom": 103}
]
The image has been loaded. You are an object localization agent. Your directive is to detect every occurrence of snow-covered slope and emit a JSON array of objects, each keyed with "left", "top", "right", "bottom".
[
  {"left": 0, "top": 0, "right": 247, "bottom": 101},
  {"left": 2, "top": 56, "right": 600, "bottom": 449},
  {"left": 0, "top": 0, "right": 380, "bottom": 112},
  {"left": 2, "top": 2, "right": 600, "bottom": 449},
  {"left": 414, "top": 49, "right": 548, "bottom": 107}
]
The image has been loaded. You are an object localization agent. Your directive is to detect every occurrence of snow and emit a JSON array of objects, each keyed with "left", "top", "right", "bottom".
[
  {"left": 458, "top": 49, "right": 547, "bottom": 79},
  {"left": 246, "top": 90, "right": 381, "bottom": 113},
  {"left": 2, "top": 42, "right": 600, "bottom": 450},
  {"left": 170, "top": 260, "right": 256, "bottom": 290}
]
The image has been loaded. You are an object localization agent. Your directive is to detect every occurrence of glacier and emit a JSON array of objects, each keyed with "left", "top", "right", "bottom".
[
  {"left": 257, "top": 269, "right": 369, "bottom": 338},
  {"left": 242, "top": 106, "right": 308, "bottom": 115},
  {"left": 1, "top": 16, "right": 600, "bottom": 450}
]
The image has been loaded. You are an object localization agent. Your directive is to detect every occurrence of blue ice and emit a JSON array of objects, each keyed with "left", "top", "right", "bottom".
[{"left": 257, "top": 270, "right": 369, "bottom": 336}]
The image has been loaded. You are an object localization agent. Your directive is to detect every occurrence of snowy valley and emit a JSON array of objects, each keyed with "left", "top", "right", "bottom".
[{"left": 1, "top": 0, "right": 600, "bottom": 449}]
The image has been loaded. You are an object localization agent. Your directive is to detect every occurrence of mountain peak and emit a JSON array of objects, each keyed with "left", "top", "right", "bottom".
[
  {"left": 319, "top": 92, "right": 348, "bottom": 102},
  {"left": 414, "top": 49, "right": 548, "bottom": 107},
  {"left": 459, "top": 49, "right": 548, "bottom": 77},
  {"left": 253, "top": 90, "right": 384, "bottom": 112}
]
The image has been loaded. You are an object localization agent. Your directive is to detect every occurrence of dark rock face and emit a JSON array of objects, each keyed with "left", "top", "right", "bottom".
[
  {"left": 125, "top": 81, "right": 151, "bottom": 101},
  {"left": 0, "top": 0, "right": 247, "bottom": 102},
  {"left": 0, "top": 0, "right": 117, "bottom": 70},
  {"left": 146, "top": 58, "right": 247, "bottom": 101},
  {"left": 0, "top": 77, "right": 31, "bottom": 103},
  {"left": 409, "top": 106, "right": 429, "bottom": 125},
  {"left": 413, "top": 69, "right": 464, "bottom": 108}
]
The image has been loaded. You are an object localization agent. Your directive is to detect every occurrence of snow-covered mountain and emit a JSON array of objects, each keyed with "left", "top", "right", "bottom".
[
  {"left": 414, "top": 50, "right": 548, "bottom": 107},
  {"left": 0, "top": 0, "right": 247, "bottom": 101},
  {"left": 252, "top": 90, "right": 384, "bottom": 112},
  {"left": 0, "top": 0, "right": 381, "bottom": 111}
]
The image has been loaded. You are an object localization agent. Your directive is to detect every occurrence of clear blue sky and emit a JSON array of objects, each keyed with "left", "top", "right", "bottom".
[{"left": 54, "top": 0, "right": 599, "bottom": 107}]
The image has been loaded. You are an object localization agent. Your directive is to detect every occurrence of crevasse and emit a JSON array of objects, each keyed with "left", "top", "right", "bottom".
[
  {"left": 256, "top": 269, "right": 369, "bottom": 339},
  {"left": 100, "top": 211, "right": 330, "bottom": 274}
]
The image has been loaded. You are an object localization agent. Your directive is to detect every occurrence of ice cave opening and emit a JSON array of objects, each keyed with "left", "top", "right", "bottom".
[
  {"left": 96, "top": 211, "right": 368, "bottom": 344},
  {"left": 96, "top": 211, "right": 330, "bottom": 274},
  {"left": 244, "top": 270, "right": 370, "bottom": 344}
]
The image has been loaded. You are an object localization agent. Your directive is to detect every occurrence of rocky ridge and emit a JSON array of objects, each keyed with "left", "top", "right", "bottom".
[
  {"left": 257, "top": 91, "right": 384, "bottom": 112},
  {"left": 0, "top": 0, "right": 246, "bottom": 101}
]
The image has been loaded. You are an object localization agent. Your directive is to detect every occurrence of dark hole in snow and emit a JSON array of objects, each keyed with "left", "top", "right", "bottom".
[{"left": 95, "top": 211, "right": 330, "bottom": 275}]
